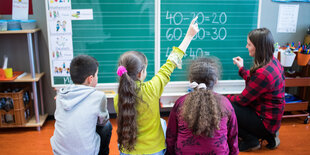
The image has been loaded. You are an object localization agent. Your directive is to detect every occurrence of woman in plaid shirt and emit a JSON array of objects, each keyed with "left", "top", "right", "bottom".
[{"left": 227, "top": 28, "right": 285, "bottom": 152}]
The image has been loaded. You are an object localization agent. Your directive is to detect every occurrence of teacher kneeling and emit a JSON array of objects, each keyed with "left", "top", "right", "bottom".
[{"left": 227, "top": 28, "right": 285, "bottom": 152}]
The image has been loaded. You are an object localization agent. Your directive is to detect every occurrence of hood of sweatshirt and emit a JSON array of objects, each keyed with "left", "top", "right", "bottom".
[{"left": 57, "top": 85, "right": 96, "bottom": 111}]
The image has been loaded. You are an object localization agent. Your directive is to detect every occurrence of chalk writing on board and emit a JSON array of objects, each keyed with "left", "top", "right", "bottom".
[
  {"left": 166, "top": 47, "right": 210, "bottom": 59},
  {"left": 164, "top": 11, "right": 226, "bottom": 59},
  {"left": 165, "top": 11, "right": 227, "bottom": 25},
  {"left": 165, "top": 11, "right": 227, "bottom": 42}
]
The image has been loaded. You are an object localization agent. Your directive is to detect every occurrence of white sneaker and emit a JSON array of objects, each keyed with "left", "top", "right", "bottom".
[{"left": 266, "top": 131, "right": 280, "bottom": 149}]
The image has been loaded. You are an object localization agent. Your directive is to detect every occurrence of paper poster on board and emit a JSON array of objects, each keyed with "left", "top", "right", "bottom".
[
  {"left": 48, "top": 10, "right": 72, "bottom": 19},
  {"left": 48, "top": 19, "right": 72, "bottom": 34},
  {"left": 46, "top": 0, "right": 73, "bottom": 79},
  {"left": 52, "top": 60, "right": 71, "bottom": 76},
  {"left": 51, "top": 35, "right": 73, "bottom": 51},
  {"left": 48, "top": 0, "right": 71, "bottom": 8},
  {"left": 50, "top": 35, "right": 73, "bottom": 61},
  {"left": 277, "top": 4, "right": 299, "bottom": 33},
  {"left": 71, "top": 9, "right": 94, "bottom": 20},
  {"left": 12, "top": 0, "right": 29, "bottom": 20}
]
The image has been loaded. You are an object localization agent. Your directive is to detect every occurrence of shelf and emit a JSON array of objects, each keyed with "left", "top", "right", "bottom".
[
  {"left": 285, "top": 77, "right": 310, "bottom": 87},
  {"left": 0, "top": 73, "right": 44, "bottom": 83},
  {"left": 14, "top": 73, "right": 44, "bottom": 82},
  {"left": 282, "top": 111, "right": 309, "bottom": 119},
  {"left": 1, "top": 27, "right": 45, "bottom": 130},
  {"left": 0, "top": 28, "right": 40, "bottom": 34},
  {"left": 24, "top": 113, "right": 48, "bottom": 127},
  {"left": 284, "top": 101, "right": 308, "bottom": 112},
  {"left": 283, "top": 76, "right": 310, "bottom": 123},
  {"left": 0, "top": 113, "right": 48, "bottom": 128}
]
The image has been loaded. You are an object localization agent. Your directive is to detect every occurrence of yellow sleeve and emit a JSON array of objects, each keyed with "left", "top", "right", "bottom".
[
  {"left": 113, "top": 95, "right": 119, "bottom": 114},
  {"left": 144, "top": 47, "right": 185, "bottom": 98}
]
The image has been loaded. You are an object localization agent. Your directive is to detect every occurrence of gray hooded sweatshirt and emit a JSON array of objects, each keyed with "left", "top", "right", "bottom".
[{"left": 50, "top": 85, "right": 109, "bottom": 155}]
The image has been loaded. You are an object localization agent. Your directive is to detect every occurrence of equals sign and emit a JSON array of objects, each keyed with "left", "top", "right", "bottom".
[
  {"left": 204, "top": 17, "right": 210, "bottom": 21},
  {"left": 205, "top": 31, "right": 210, "bottom": 35},
  {"left": 204, "top": 51, "right": 210, "bottom": 56},
  {"left": 184, "top": 18, "right": 189, "bottom": 20}
]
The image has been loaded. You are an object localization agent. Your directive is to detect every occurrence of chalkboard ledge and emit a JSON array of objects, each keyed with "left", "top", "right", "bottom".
[
  {"left": 54, "top": 80, "right": 245, "bottom": 99},
  {"left": 162, "top": 80, "right": 245, "bottom": 96}
]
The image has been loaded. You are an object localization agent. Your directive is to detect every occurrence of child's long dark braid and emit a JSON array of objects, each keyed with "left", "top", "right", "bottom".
[
  {"left": 181, "top": 58, "right": 224, "bottom": 137},
  {"left": 117, "top": 51, "right": 147, "bottom": 152}
]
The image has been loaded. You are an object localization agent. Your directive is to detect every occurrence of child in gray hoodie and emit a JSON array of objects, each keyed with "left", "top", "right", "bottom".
[{"left": 50, "top": 55, "right": 112, "bottom": 155}]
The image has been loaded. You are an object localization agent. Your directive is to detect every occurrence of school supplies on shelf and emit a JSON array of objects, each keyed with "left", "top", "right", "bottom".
[
  {"left": 280, "top": 42, "right": 310, "bottom": 66},
  {"left": 297, "top": 52, "right": 310, "bottom": 66},
  {"left": 280, "top": 48, "right": 296, "bottom": 67},
  {"left": 274, "top": 42, "right": 280, "bottom": 58},
  {"left": 21, "top": 20, "right": 37, "bottom": 30},
  {"left": 17, "top": 72, "right": 27, "bottom": 79},
  {"left": 0, "top": 20, "right": 7, "bottom": 31},
  {"left": 285, "top": 93, "right": 302, "bottom": 104},
  {"left": 0, "top": 71, "right": 24, "bottom": 81}
]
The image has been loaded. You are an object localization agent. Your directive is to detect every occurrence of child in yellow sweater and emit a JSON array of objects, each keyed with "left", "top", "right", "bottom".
[{"left": 114, "top": 17, "right": 199, "bottom": 155}]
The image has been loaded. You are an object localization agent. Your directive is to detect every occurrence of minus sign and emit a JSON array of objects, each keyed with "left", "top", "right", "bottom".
[{"left": 184, "top": 18, "right": 189, "bottom": 20}]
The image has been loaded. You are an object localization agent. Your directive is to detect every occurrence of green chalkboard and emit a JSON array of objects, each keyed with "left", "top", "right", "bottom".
[
  {"left": 53, "top": 0, "right": 259, "bottom": 85},
  {"left": 161, "top": 0, "right": 259, "bottom": 81},
  {"left": 71, "top": 0, "right": 155, "bottom": 84}
]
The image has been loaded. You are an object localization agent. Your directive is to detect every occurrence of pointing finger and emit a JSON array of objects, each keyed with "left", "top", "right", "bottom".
[{"left": 191, "top": 16, "right": 198, "bottom": 25}]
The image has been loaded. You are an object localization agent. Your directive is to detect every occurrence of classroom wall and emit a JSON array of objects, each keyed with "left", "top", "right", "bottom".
[
  {"left": 260, "top": 1, "right": 310, "bottom": 45},
  {"left": 0, "top": 0, "right": 309, "bottom": 115},
  {"left": 32, "top": 0, "right": 56, "bottom": 116}
]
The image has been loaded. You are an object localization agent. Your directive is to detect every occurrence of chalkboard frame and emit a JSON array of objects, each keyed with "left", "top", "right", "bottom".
[{"left": 46, "top": 0, "right": 262, "bottom": 97}]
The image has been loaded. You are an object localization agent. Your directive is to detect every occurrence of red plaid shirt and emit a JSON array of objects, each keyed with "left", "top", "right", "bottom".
[{"left": 227, "top": 57, "right": 285, "bottom": 134}]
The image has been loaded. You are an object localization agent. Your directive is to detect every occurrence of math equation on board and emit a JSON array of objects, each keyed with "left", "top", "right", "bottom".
[{"left": 163, "top": 11, "right": 227, "bottom": 59}]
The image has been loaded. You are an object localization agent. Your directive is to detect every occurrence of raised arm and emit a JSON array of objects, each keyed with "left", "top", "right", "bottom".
[
  {"left": 145, "top": 17, "right": 199, "bottom": 98},
  {"left": 178, "top": 16, "right": 199, "bottom": 52}
]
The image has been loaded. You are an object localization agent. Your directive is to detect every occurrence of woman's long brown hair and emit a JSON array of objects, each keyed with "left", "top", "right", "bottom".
[
  {"left": 249, "top": 28, "right": 274, "bottom": 75},
  {"left": 117, "top": 51, "right": 147, "bottom": 152},
  {"left": 181, "top": 57, "right": 225, "bottom": 137}
]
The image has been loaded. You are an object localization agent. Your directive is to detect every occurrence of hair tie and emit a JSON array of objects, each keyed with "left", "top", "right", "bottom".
[
  {"left": 189, "top": 82, "right": 199, "bottom": 89},
  {"left": 197, "top": 83, "right": 207, "bottom": 89},
  {"left": 117, "top": 66, "right": 127, "bottom": 77},
  {"left": 189, "top": 82, "right": 207, "bottom": 90}
]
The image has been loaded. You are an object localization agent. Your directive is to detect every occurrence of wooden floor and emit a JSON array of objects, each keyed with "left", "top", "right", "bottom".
[{"left": 0, "top": 117, "right": 309, "bottom": 155}]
